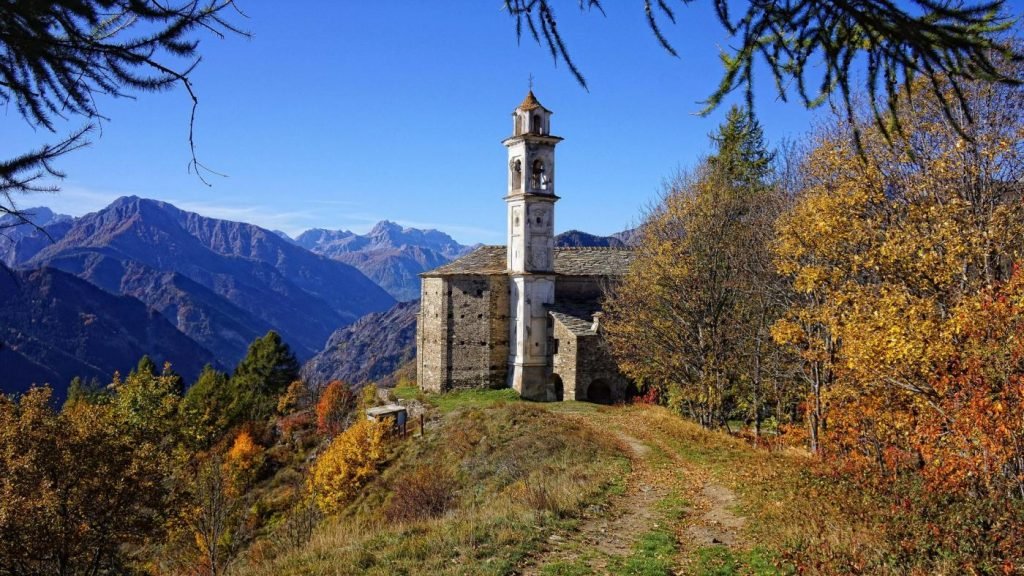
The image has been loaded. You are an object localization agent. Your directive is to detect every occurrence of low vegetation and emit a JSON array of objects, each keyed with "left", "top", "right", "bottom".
[{"left": 241, "top": 401, "right": 627, "bottom": 575}]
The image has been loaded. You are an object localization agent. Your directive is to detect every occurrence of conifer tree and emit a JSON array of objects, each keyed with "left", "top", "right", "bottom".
[
  {"left": 0, "top": 1, "right": 246, "bottom": 224},
  {"left": 135, "top": 355, "right": 158, "bottom": 376},
  {"left": 503, "top": 0, "right": 1018, "bottom": 143},
  {"left": 708, "top": 106, "right": 775, "bottom": 190},
  {"left": 180, "top": 364, "right": 234, "bottom": 447},
  {"left": 604, "top": 107, "right": 790, "bottom": 430},
  {"left": 64, "top": 376, "right": 109, "bottom": 408},
  {"left": 229, "top": 331, "right": 301, "bottom": 422}
]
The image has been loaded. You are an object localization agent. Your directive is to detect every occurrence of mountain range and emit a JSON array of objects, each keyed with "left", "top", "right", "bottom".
[
  {"left": 0, "top": 199, "right": 634, "bottom": 396},
  {"left": 23, "top": 197, "right": 395, "bottom": 364},
  {"left": 291, "top": 222, "right": 473, "bottom": 301},
  {"left": 0, "top": 262, "right": 213, "bottom": 396}
]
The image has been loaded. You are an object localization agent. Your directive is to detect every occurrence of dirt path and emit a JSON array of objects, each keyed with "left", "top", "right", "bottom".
[
  {"left": 519, "top": 408, "right": 749, "bottom": 575},
  {"left": 520, "top": 428, "right": 669, "bottom": 574}
]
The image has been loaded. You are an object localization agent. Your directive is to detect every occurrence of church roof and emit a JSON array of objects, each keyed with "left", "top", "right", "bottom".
[
  {"left": 548, "top": 300, "right": 603, "bottom": 336},
  {"left": 555, "top": 247, "right": 634, "bottom": 276},
  {"left": 422, "top": 245, "right": 634, "bottom": 277},
  {"left": 425, "top": 245, "right": 506, "bottom": 276},
  {"left": 517, "top": 90, "right": 550, "bottom": 112}
]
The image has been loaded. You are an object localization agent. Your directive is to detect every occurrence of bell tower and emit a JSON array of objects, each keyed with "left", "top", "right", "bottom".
[{"left": 503, "top": 90, "right": 562, "bottom": 399}]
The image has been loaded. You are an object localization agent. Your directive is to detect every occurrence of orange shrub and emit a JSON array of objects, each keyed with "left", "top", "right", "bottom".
[
  {"left": 224, "top": 430, "right": 264, "bottom": 493},
  {"left": 227, "top": 430, "right": 260, "bottom": 464},
  {"left": 315, "top": 380, "right": 354, "bottom": 437}
]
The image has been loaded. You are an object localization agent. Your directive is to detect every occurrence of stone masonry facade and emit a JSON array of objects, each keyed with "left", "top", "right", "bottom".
[{"left": 416, "top": 91, "right": 633, "bottom": 402}]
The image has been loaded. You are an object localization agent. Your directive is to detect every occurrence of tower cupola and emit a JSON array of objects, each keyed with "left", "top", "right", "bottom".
[
  {"left": 503, "top": 90, "right": 563, "bottom": 272},
  {"left": 513, "top": 90, "right": 552, "bottom": 136}
]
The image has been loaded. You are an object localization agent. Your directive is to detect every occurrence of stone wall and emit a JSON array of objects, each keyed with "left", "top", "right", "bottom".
[
  {"left": 417, "top": 277, "right": 448, "bottom": 393},
  {"left": 550, "top": 318, "right": 579, "bottom": 400},
  {"left": 417, "top": 274, "right": 509, "bottom": 392},
  {"left": 574, "top": 332, "right": 631, "bottom": 403}
]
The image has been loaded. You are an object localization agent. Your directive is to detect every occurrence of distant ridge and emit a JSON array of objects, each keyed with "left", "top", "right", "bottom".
[
  {"left": 0, "top": 262, "right": 213, "bottom": 396},
  {"left": 0, "top": 207, "right": 74, "bottom": 267},
  {"left": 295, "top": 221, "right": 472, "bottom": 301},
  {"left": 555, "top": 228, "right": 638, "bottom": 249},
  {"left": 25, "top": 196, "right": 395, "bottom": 364}
]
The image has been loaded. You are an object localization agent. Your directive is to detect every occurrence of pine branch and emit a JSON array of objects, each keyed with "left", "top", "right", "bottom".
[{"left": 503, "top": 0, "right": 1021, "bottom": 139}]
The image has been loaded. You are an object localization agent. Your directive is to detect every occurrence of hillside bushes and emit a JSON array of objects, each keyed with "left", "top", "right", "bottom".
[
  {"left": 604, "top": 69, "right": 1024, "bottom": 570},
  {"left": 309, "top": 418, "right": 390, "bottom": 513}
]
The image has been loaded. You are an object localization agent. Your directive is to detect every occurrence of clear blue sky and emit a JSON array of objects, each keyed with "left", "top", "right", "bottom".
[{"left": 2, "top": 2, "right": 1020, "bottom": 244}]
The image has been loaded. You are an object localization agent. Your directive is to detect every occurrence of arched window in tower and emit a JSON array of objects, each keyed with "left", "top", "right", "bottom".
[
  {"left": 511, "top": 159, "right": 522, "bottom": 190},
  {"left": 531, "top": 159, "right": 546, "bottom": 190},
  {"left": 514, "top": 115, "right": 522, "bottom": 136},
  {"left": 532, "top": 114, "right": 545, "bottom": 135}
]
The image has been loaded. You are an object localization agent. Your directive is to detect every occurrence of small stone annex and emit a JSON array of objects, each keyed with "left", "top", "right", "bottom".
[{"left": 416, "top": 91, "right": 635, "bottom": 403}]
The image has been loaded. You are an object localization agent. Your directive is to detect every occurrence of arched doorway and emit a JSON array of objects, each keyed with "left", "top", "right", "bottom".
[
  {"left": 551, "top": 374, "right": 564, "bottom": 402},
  {"left": 587, "top": 379, "right": 612, "bottom": 405}
]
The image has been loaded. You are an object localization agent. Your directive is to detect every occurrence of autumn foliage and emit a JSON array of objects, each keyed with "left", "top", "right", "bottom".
[
  {"left": 315, "top": 380, "right": 355, "bottom": 437},
  {"left": 308, "top": 418, "right": 389, "bottom": 513},
  {"left": 769, "top": 71, "right": 1024, "bottom": 569},
  {"left": 0, "top": 370, "right": 184, "bottom": 574}
]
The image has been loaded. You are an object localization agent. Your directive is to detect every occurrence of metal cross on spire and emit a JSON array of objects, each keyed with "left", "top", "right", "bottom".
[{"left": 528, "top": 73, "right": 534, "bottom": 91}]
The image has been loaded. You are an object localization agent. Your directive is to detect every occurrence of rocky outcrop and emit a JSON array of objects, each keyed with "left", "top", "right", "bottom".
[{"left": 301, "top": 300, "right": 419, "bottom": 389}]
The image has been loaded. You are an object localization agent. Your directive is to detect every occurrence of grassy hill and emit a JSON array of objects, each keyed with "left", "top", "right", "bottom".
[{"left": 233, "top": 391, "right": 940, "bottom": 576}]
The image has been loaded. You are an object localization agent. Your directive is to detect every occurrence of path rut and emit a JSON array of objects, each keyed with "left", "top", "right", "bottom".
[{"left": 520, "top": 410, "right": 749, "bottom": 575}]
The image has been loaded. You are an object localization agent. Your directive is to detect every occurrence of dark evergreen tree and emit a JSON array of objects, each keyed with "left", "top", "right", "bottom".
[
  {"left": 229, "top": 331, "right": 301, "bottom": 421},
  {"left": 708, "top": 106, "right": 775, "bottom": 191},
  {"left": 135, "top": 355, "right": 158, "bottom": 377},
  {"left": 64, "top": 376, "right": 109, "bottom": 408},
  {"left": 180, "top": 365, "right": 233, "bottom": 448}
]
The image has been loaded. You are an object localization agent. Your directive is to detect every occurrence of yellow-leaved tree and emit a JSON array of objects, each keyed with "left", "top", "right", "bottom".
[
  {"left": 308, "top": 418, "right": 389, "bottom": 513},
  {"left": 604, "top": 106, "right": 794, "bottom": 432},
  {"left": 774, "top": 66, "right": 1024, "bottom": 465}
]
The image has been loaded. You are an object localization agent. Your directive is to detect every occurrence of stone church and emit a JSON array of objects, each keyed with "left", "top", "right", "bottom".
[{"left": 416, "top": 91, "right": 634, "bottom": 403}]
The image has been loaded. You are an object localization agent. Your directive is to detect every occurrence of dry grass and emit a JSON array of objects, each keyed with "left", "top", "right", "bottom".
[
  {"left": 236, "top": 400, "right": 1019, "bottom": 575},
  {"left": 238, "top": 402, "right": 627, "bottom": 575}
]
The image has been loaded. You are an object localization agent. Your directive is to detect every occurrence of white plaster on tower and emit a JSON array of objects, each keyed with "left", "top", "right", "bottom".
[{"left": 502, "top": 91, "right": 562, "bottom": 399}]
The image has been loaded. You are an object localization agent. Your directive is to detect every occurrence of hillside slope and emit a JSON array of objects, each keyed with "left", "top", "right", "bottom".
[
  {"left": 0, "top": 264, "right": 213, "bottom": 395},
  {"left": 301, "top": 300, "right": 418, "bottom": 389},
  {"left": 237, "top": 397, "right": 932, "bottom": 576}
]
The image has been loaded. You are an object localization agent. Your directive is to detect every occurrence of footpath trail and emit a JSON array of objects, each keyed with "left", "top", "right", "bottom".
[{"left": 519, "top": 404, "right": 757, "bottom": 576}]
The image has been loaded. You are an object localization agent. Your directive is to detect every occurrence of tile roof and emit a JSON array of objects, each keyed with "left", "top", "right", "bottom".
[
  {"left": 548, "top": 299, "right": 603, "bottom": 336},
  {"left": 421, "top": 246, "right": 634, "bottom": 277},
  {"left": 554, "top": 247, "right": 634, "bottom": 276},
  {"left": 423, "top": 245, "right": 506, "bottom": 276},
  {"left": 517, "top": 90, "right": 548, "bottom": 112}
]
